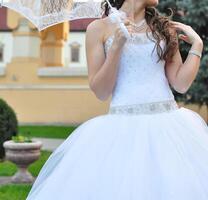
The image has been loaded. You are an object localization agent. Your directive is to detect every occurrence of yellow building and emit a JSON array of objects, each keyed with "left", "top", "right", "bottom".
[
  {"left": 0, "top": 8, "right": 207, "bottom": 125},
  {"left": 0, "top": 8, "right": 110, "bottom": 125}
]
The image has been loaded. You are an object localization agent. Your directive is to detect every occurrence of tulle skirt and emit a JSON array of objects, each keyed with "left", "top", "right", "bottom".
[{"left": 26, "top": 105, "right": 208, "bottom": 200}]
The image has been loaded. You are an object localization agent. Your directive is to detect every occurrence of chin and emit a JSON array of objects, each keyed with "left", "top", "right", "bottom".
[{"left": 146, "top": 0, "right": 159, "bottom": 7}]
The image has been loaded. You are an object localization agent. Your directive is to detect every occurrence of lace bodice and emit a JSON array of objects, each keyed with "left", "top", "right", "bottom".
[{"left": 103, "top": 31, "right": 175, "bottom": 107}]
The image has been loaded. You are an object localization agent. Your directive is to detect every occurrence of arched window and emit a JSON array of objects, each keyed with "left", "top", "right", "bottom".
[
  {"left": 0, "top": 43, "right": 4, "bottom": 62},
  {"left": 69, "top": 42, "right": 80, "bottom": 63}
]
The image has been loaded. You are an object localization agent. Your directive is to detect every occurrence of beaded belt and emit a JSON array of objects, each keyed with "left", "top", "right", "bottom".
[{"left": 108, "top": 99, "right": 179, "bottom": 115}]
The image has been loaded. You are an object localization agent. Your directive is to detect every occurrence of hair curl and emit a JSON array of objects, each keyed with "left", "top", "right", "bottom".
[{"left": 101, "top": 0, "right": 178, "bottom": 63}]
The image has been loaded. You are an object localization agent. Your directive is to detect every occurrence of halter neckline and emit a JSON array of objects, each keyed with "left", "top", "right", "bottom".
[{"left": 104, "top": 31, "right": 154, "bottom": 46}]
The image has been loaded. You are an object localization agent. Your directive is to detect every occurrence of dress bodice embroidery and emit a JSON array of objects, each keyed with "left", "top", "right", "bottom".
[{"left": 103, "top": 31, "right": 175, "bottom": 107}]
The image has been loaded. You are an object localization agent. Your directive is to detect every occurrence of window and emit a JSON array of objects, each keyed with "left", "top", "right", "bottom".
[
  {"left": 0, "top": 43, "right": 3, "bottom": 62},
  {"left": 70, "top": 42, "right": 80, "bottom": 63}
]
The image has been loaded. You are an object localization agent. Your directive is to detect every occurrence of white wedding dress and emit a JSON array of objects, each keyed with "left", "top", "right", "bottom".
[{"left": 26, "top": 31, "right": 208, "bottom": 200}]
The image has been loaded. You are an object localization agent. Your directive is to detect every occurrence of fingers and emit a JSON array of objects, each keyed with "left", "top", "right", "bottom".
[
  {"left": 170, "top": 21, "right": 190, "bottom": 31},
  {"left": 170, "top": 22, "right": 182, "bottom": 30},
  {"left": 178, "top": 34, "right": 190, "bottom": 43},
  {"left": 170, "top": 21, "right": 188, "bottom": 37},
  {"left": 123, "top": 18, "right": 131, "bottom": 25},
  {"left": 115, "top": 23, "right": 128, "bottom": 37},
  {"left": 170, "top": 21, "right": 185, "bottom": 26},
  {"left": 115, "top": 18, "right": 134, "bottom": 37},
  {"left": 115, "top": 19, "right": 130, "bottom": 30},
  {"left": 170, "top": 21, "right": 198, "bottom": 44},
  {"left": 122, "top": 19, "right": 133, "bottom": 36}
]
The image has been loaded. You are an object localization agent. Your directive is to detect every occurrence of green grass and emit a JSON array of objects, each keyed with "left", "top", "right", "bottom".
[
  {"left": 0, "top": 161, "right": 16, "bottom": 176},
  {"left": 0, "top": 150, "right": 52, "bottom": 177},
  {"left": 0, "top": 184, "right": 32, "bottom": 200},
  {"left": 19, "top": 125, "right": 78, "bottom": 139},
  {"left": 0, "top": 150, "right": 52, "bottom": 199}
]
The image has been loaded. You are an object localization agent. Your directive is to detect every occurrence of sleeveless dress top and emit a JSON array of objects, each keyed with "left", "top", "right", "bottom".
[{"left": 103, "top": 32, "right": 176, "bottom": 108}]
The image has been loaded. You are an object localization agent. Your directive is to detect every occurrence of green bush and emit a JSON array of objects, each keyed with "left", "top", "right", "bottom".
[{"left": 0, "top": 99, "right": 18, "bottom": 160}]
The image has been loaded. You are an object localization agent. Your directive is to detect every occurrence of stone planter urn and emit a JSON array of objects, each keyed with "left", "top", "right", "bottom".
[{"left": 3, "top": 140, "right": 42, "bottom": 183}]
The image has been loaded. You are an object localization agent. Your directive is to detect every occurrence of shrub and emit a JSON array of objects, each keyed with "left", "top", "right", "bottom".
[{"left": 0, "top": 98, "right": 18, "bottom": 160}]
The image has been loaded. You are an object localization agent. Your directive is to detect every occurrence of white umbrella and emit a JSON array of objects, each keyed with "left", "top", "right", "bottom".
[{"left": 0, "top": 0, "right": 131, "bottom": 38}]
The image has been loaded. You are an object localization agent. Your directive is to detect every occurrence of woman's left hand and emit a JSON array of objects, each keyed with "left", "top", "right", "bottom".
[{"left": 170, "top": 21, "right": 203, "bottom": 45}]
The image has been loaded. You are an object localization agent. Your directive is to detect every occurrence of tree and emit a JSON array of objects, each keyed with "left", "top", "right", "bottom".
[{"left": 158, "top": 0, "right": 208, "bottom": 120}]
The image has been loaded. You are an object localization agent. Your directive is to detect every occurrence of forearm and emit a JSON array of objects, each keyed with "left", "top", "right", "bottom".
[
  {"left": 174, "top": 40, "right": 203, "bottom": 93},
  {"left": 90, "top": 43, "right": 123, "bottom": 101}
]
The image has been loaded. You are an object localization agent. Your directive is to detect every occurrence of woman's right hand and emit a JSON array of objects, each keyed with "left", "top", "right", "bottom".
[{"left": 112, "top": 19, "right": 133, "bottom": 49}]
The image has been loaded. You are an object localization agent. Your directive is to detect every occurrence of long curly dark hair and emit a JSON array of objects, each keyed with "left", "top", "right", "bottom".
[{"left": 101, "top": 0, "right": 178, "bottom": 63}]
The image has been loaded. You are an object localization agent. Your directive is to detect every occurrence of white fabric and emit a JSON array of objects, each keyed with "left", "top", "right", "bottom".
[
  {"left": 2, "top": 0, "right": 103, "bottom": 31},
  {"left": 26, "top": 31, "right": 208, "bottom": 200},
  {"left": 104, "top": 32, "right": 175, "bottom": 107}
]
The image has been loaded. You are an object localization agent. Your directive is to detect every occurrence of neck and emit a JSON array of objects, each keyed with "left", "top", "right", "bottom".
[{"left": 119, "top": 1, "right": 146, "bottom": 25}]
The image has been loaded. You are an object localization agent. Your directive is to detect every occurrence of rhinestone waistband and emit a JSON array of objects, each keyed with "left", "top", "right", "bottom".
[{"left": 108, "top": 99, "right": 179, "bottom": 115}]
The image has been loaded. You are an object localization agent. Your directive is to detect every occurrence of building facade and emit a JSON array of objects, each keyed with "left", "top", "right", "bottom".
[{"left": 0, "top": 7, "right": 110, "bottom": 125}]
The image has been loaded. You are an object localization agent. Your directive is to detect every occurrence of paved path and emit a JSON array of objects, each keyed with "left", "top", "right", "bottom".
[
  {"left": 32, "top": 137, "right": 65, "bottom": 151},
  {"left": 0, "top": 177, "right": 12, "bottom": 186}
]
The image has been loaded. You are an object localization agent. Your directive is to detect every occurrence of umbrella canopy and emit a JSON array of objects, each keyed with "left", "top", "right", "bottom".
[
  {"left": 0, "top": 0, "right": 106, "bottom": 31},
  {"left": 0, "top": 0, "right": 147, "bottom": 39}
]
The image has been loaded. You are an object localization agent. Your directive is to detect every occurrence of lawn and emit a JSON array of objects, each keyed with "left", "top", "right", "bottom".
[
  {"left": 19, "top": 125, "right": 78, "bottom": 139},
  {"left": 0, "top": 184, "right": 32, "bottom": 200},
  {"left": 0, "top": 150, "right": 52, "bottom": 200}
]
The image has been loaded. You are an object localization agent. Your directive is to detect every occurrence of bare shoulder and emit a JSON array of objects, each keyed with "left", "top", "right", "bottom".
[
  {"left": 86, "top": 18, "right": 106, "bottom": 41},
  {"left": 86, "top": 17, "right": 113, "bottom": 42}
]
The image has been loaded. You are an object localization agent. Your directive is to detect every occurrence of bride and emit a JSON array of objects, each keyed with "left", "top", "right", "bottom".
[{"left": 26, "top": 0, "right": 208, "bottom": 199}]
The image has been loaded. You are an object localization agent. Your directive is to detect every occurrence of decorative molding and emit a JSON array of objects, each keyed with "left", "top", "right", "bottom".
[
  {"left": 13, "top": 31, "right": 40, "bottom": 37},
  {"left": 69, "top": 41, "right": 81, "bottom": 47},
  {"left": 37, "top": 66, "right": 88, "bottom": 77},
  {"left": 11, "top": 57, "right": 40, "bottom": 63},
  {"left": 0, "top": 84, "right": 90, "bottom": 90}
]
